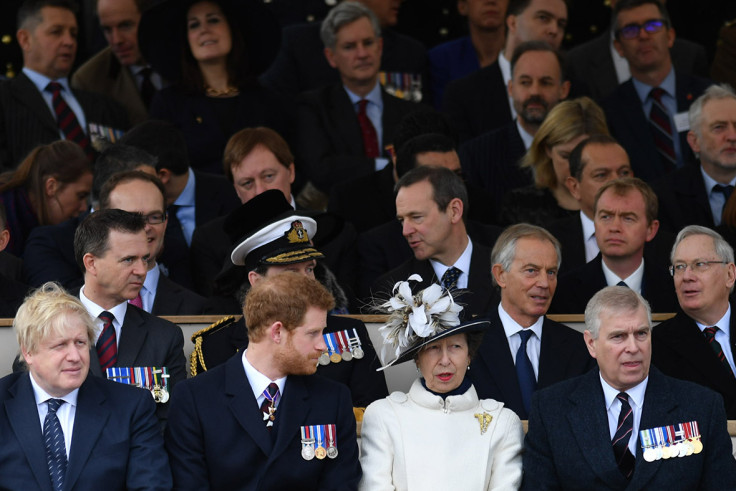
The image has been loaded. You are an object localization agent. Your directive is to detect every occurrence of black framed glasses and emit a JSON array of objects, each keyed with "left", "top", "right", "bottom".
[
  {"left": 669, "top": 260, "right": 727, "bottom": 277},
  {"left": 141, "top": 212, "right": 167, "bottom": 224},
  {"left": 616, "top": 19, "right": 668, "bottom": 40}
]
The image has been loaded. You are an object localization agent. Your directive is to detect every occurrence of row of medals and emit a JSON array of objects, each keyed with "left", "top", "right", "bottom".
[
  {"left": 105, "top": 368, "right": 169, "bottom": 403},
  {"left": 301, "top": 438, "right": 338, "bottom": 460},
  {"left": 318, "top": 337, "right": 364, "bottom": 365},
  {"left": 643, "top": 437, "right": 703, "bottom": 462}
]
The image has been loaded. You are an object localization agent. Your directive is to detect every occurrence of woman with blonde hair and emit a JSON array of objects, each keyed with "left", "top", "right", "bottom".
[
  {"left": 500, "top": 96, "right": 610, "bottom": 226},
  {"left": 0, "top": 141, "right": 92, "bottom": 256}
]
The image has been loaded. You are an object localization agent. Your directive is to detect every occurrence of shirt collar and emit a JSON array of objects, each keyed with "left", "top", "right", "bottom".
[
  {"left": 695, "top": 304, "right": 731, "bottom": 333},
  {"left": 79, "top": 286, "right": 128, "bottom": 326},
  {"left": 701, "top": 165, "right": 736, "bottom": 191},
  {"left": 515, "top": 119, "right": 535, "bottom": 150},
  {"left": 498, "top": 51, "right": 511, "bottom": 86},
  {"left": 142, "top": 262, "right": 160, "bottom": 296},
  {"left": 632, "top": 66, "right": 676, "bottom": 103},
  {"left": 580, "top": 210, "right": 595, "bottom": 239},
  {"left": 23, "top": 67, "right": 71, "bottom": 94},
  {"left": 429, "top": 237, "right": 473, "bottom": 277},
  {"left": 29, "top": 372, "right": 80, "bottom": 407},
  {"left": 499, "top": 303, "right": 544, "bottom": 339},
  {"left": 173, "top": 168, "right": 196, "bottom": 207},
  {"left": 345, "top": 81, "right": 383, "bottom": 111},
  {"left": 601, "top": 256, "right": 645, "bottom": 292},
  {"left": 601, "top": 373, "right": 648, "bottom": 411},
  {"left": 242, "top": 350, "right": 286, "bottom": 401}
]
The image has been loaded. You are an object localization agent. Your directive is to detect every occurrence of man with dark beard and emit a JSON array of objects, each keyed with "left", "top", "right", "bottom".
[{"left": 459, "top": 40, "right": 570, "bottom": 211}]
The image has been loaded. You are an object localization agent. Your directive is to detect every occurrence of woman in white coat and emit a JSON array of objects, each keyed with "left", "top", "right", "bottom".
[{"left": 360, "top": 276, "right": 523, "bottom": 490}]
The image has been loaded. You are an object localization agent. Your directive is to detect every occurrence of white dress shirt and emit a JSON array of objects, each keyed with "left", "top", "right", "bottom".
[
  {"left": 30, "top": 374, "right": 79, "bottom": 458},
  {"left": 601, "top": 374, "right": 648, "bottom": 456},
  {"left": 430, "top": 238, "right": 473, "bottom": 290}
]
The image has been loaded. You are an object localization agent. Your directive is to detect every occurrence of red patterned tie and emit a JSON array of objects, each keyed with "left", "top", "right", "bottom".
[
  {"left": 648, "top": 87, "right": 676, "bottom": 170},
  {"left": 357, "top": 99, "right": 379, "bottom": 158},
  {"left": 96, "top": 311, "right": 117, "bottom": 370},
  {"left": 45, "top": 81, "right": 92, "bottom": 158}
]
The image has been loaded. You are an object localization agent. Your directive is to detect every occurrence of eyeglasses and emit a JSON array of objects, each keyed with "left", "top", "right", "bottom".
[
  {"left": 669, "top": 260, "right": 727, "bottom": 277},
  {"left": 616, "top": 19, "right": 667, "bottom": 40},
  {"left": 141, "top": 212, "right": 167, "bottom": 224}
]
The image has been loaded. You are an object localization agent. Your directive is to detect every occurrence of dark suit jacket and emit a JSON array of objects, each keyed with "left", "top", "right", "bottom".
[
  {"left": 23, "top": 213, "right": 87, "bottom": 290},
  {"left": 522, "top": 367, "right": 736, "bottom": 490},
  {"left": 296, "top": 84, "right": 423, "bottom": 193},
  {"left": 0, "top": 372, "right": 171, "bottom": 490},
  {"left": 71, "top": 46, "right": 150, "bottom": 126},
  {"left": 458, "top": 121, "right": 532, "bottom": 212},
  {"left": 651, "top": 162, "right": 714, "bottom": 234},
  {"left": 164, "top": 354, "right": 362, "bottom": 490},
  {"left": 151, "top": 274, "right": 208, "bottom": 316},
  {"left": 0, "top": 72, "right": 128, "bottom": 169},
  {"left": 196, "top": 314, "right": 388, "bottom": 408},
  {"left": 567, "top": 31, "right": 710, "bottom": 102},
  {"left": 0, "top": 271, "right": 28, "bottom": 317},
  {"left": 547, "top": 214, "right": 588, "bottom": 274},
  {"left": 601, "top": 72, "right": 712, "bottom": 183},
  {"left": 371, "top": 241, "right": 497, "bottom": 319},
  {"left": 652, "top": 307, "right": 736, "bottom": 419},
  {"left": 550, "top": 254, "right": 678, "bottom": 314},
  {"left": 261, "top": 22, "right": 427, "bottom": 100},
  {"left": 469, "top": 307, "right": 594, "bottom": 419},
  {"left": 441, "top": 61, "right": 511, "bottom": 142}
]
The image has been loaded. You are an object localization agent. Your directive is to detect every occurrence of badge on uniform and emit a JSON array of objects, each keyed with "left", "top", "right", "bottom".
[
  {"left": 300, "top": 424, "right": 338, "bottom": 461},
  {"left": 639, "top": 421, "right": 703, "bottom": 462},
  {"left": 319, "top": 329, "right": 364, "bottom": 365},
  {"left": 105, "top": 366, "right": 170, "bottom": 403},
  {"left": 88, "top": 122, "right": 125, "bottom": 150},
  {"left": 379, "top": 71, "right": 423, "bottom": 103}
]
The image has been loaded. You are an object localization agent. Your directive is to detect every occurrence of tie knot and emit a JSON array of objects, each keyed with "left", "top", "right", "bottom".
[
  {"left": 441, "top": 266, "right": 461, "bottom": 290},
  {"left": 704, "top": 326, "right": 719, "bottom": 339},
  {"left": 266, "top": 383, "right": 279, "bottom": 398},
  {"left": 617, "top": 280, "right": 629, "bottom": 288},
  {"left": 713, "top": 184, "right": 734, "bottom": 199},
  {"left": 99, "top": 311, "right": 114, "bottom": 325},
  {"left": 518, "top": 329, "right": 533, "bottom": 345},
  {"left": 616, "top": 392, "right": 629, "bottom": 404},
  {"left": 47, "top": 398, "right": 64, "bottom": 413},
  {"left": 45, "top": 81, "right": 63, "bottom": 94},
  {"left": 357, "top": 99, "right": 368, "bottom": 114},
  {"left": 649, "top": 87, "right": 666, "bottom": 102}
]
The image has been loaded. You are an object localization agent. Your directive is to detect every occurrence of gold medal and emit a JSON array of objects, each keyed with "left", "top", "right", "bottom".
[
  {"left": 329, "top": 352, "right": 342, "bottom": 364},
  {"left": 691, "top": 438, "right": 703, "bottom": 454},
  {"left": 315, "top": 446, "right": 327, "bottom": 459}
]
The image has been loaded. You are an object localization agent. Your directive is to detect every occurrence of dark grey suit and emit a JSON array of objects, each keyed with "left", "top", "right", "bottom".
[
  {"left": 0, "top": 72, "right": 128, "bottom": 169},
  {"left": 523, "top": 367, "right": 736, "bottom": 490},
  {"left": 151, "top": 274, "right": 207, "bottom": 316}
]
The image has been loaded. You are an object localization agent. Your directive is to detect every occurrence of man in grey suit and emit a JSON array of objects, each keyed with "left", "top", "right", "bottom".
[
  {"left": 0, "top": 0, "right": 127, "bottom": 169},
  {"left": 72, "top": 0, "right": 162, "bottom": 126},
  {"left": 523, "top": 286, "right": 736, "bottom": 489},
  {"left": 73, "top": 208, "right": 186, "bottom": 422}
]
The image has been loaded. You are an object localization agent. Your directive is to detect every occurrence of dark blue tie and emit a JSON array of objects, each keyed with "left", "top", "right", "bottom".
[
  {"left": 441, "top": 266, "right": 461, "bottom": 291},
  {"left": 612, "top": 392, "right": 635, "bottom": 479},
  {"left": 44, "top": 399, "right": 67, "bottom": 491},
  {"left": 617, "top": 280, "right": 628, "bottom": 288},
  {"left": 516, "top": 329, "right": 536, "bottom": 417}
]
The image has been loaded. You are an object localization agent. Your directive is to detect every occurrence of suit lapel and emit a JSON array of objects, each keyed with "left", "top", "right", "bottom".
[
  {"left": 116, "top": 305, "right": 147, "bottom": 366},
  {"left": 538, "top": 318, "right": 569, "bottom": 387},
  {"left": 65, "top": 378, "right": 110, "bottom": 490},
  {"left": 11, "top": 72, "right": 58, "bottom": 134},
  {"left": 152, "top": 275, "right": 181, "bottom": 317},
  {"left": 224, "top": 355, "right": 273, "bottom": 456},
  {"left": 567, "top": 370, "right": 630, "bottom": 488},
  {"left": 330, "top": 86, "right": 365, "bottom": 157},
  {"left": 465, "top": 243, "right": 493, "bottom": 315},
  {"left": 5, "top": 373, "right": 53, "bottom": 491}
]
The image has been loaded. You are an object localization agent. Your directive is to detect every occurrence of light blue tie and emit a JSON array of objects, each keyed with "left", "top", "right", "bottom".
[
  {"left": 516, "top": 330, "right": 537, "bottom": 418},
  {"left": 44, "top": 398, "right": 67, "bottom": 491}
]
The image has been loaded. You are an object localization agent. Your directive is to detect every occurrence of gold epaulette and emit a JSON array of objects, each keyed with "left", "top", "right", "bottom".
[{"left": 189, "top": 315, "right": 237, "bottom": 377}]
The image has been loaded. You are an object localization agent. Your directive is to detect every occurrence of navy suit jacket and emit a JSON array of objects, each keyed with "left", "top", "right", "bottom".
[
  {"left": 295, "top": 84, "right": 424, "bottom": 193},
  {"left": 522, "top": 367, "right": 736, "bottom": 490},
  {"left": 441, "top": 60, "right": 511, "bottom": 142},
  {"left": 651, "top": 162, "right": 714, "bottom": 234},
  {"left": 0, "top": 372, "right": 171, "bottom": 490},
  {"left": 469, "top": 306, "right": 595, "bottom": 419},
  {"left": 652, "top": 306, "right": 736, "bottom": 419},
  {"left": 566, "top": 31, "right": 709, "bottom": 102},
  {"left": 547, "top": 214, "right": 587, "bottom": 274},
  {"left": 151, "top": 274, "right": 208, "bottom": 316},
  {"left": 23, "top": 213, "right": 87, "bottom": 290},
  {"left": 458, "top": 121, "right": 532, "bottom": 212},
  {"left": 370, "top": 241, "right": 497, "bottom": 319},
  {"left": 601, "top": 72, "right": 712, "bottom": 183},
  {"left": 164, "top": 354, "right": 362, "bottom": 490},
  {"left": 0, "top": 72, "right": 128, "bottom": 170},
  {"left": 550, "top": 254, "right": 678, "bottom": 315}
]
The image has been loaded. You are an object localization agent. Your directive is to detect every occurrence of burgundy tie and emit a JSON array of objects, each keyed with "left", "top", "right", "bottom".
[
  {"left": 96, "top": 311, "right": 117, "bottom": 370},
  {"left": 648, "top": 87, "right": 676, "bottom": 170},
  {"left": 357, "top": 99, "right": 379, "bottom": 158},
  {"left": 44, "top": 81, "right": 92, "bottom": 159}
]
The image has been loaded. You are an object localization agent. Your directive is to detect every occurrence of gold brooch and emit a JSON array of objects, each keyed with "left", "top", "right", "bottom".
[{"left": 474, "top": 412, "right": 493, "bottom": 435}]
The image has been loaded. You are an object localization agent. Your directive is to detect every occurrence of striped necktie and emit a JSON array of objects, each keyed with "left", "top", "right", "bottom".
[
  {"left": 703, "top": 326, "right": 735, "bottom": 377},
  {"left": 612, "top": 392, "right": 635, "bottom": 479},
  {"left": 648, "top": 87, "right": 676, "bottom": 170},
  {"left": 44, "top": 81, "right": 92, "bottom": 159},
  {"left": 96, "top": 311, "right": 117, "bottom": 369}
]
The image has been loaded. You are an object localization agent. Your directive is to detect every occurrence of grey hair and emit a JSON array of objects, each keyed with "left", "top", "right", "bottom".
[
  {"left": 491, "top": 223, "right": 562, "bottom": 287},
  {"left": 670, "top": 225, "right": 734, "bottom": 264},
  {"left": 320, "top": 1, "right": 381, "bottom": 50},
  {"left": 688, "top": 84, "right": 736, "bottom": 140},
  {"left": 585, "top": 286, "right": 651, "bottom": 339}
]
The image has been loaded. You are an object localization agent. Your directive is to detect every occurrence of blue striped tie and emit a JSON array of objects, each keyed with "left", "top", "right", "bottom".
[{"left": 44, "top": 399, "right": 67, "bottom": 491}]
